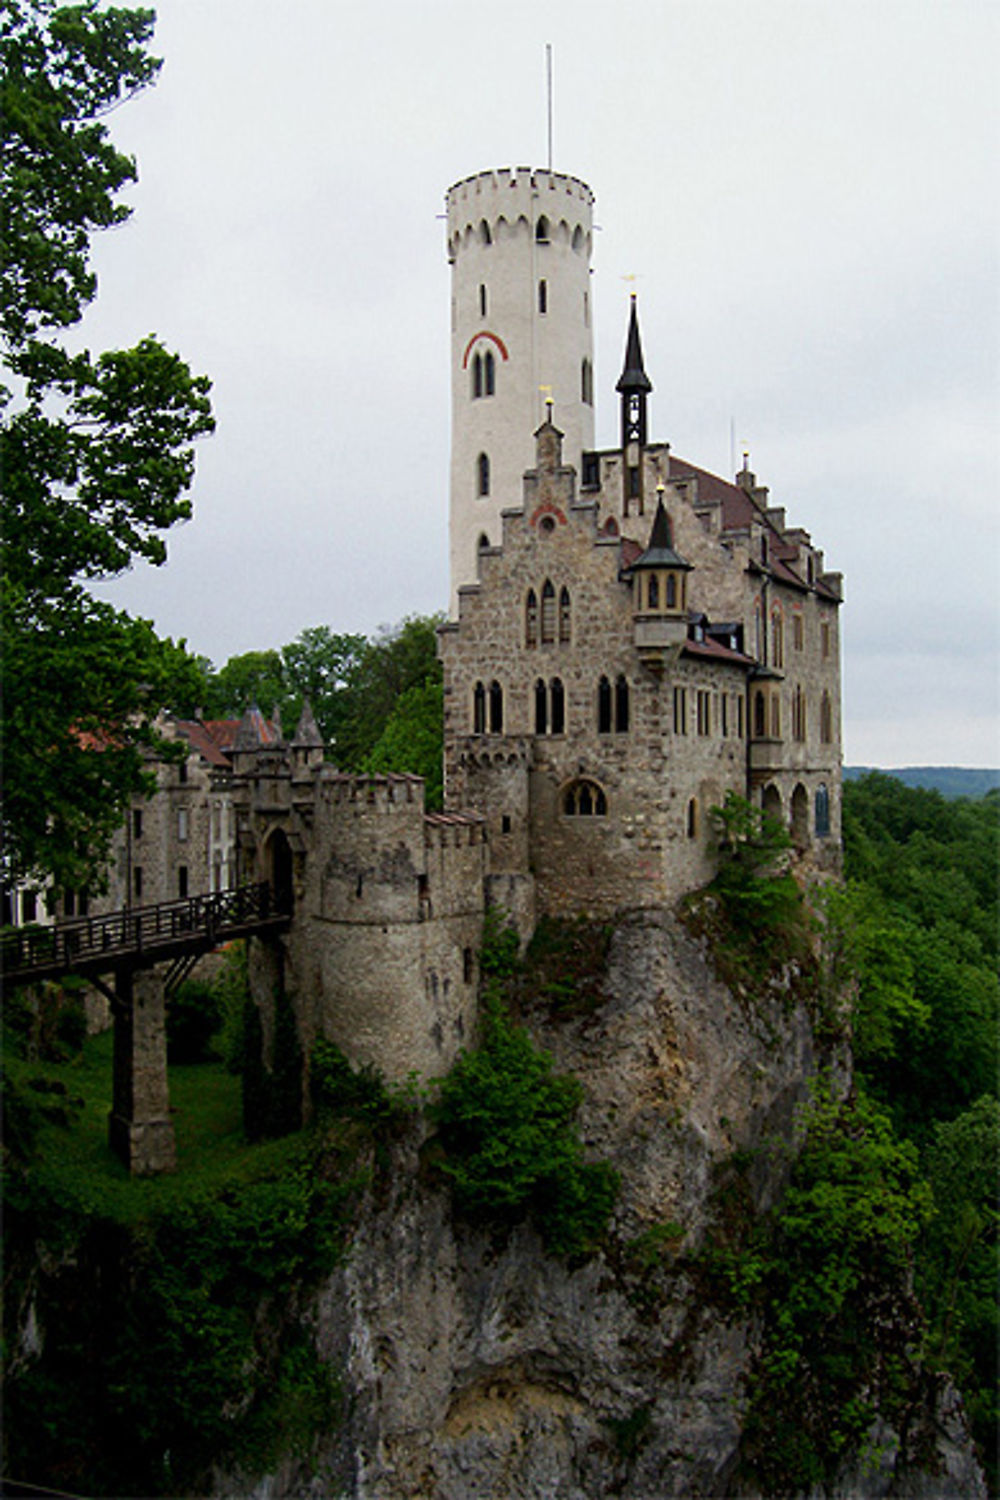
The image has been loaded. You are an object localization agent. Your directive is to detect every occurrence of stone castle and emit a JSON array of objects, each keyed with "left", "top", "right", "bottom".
[{"left": 225, "top": 165, "right": 843, "bottom": 1084}]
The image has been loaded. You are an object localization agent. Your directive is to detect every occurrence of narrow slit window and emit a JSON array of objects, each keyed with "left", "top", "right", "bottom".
[
  {"left": 597, "top": 675, "right": 612, "bottom": 733},
  {"left": 489, "top": 680, "right": 503, "bottom": 734},
  {"left": 477, "top": 452, "right": 490, "bottom": 497},
  {"left": 550, "top": 678, "right": 565, "bottom": 734},
  {"left": 538, "top": 278, "right": 547, "bottom": 313}
]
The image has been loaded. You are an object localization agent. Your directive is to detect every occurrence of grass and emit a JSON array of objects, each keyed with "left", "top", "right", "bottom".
[{"left": 7, "top": 1027, "right": 310, "bottom": 1222}]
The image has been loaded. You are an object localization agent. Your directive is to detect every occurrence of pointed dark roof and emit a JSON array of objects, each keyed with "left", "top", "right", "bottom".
[
  {"left": 630, "top": 496, "right": 692, "bottom": 570},
  {"left": 293, "top": 699, "right": 323, "bottom": 748},
  {"left": 615, "top": 294, "right": 653, "bottom": 395}
]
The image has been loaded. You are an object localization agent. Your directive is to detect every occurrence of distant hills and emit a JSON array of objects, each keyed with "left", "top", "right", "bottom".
[{"left": 844, "top": 766, "right": 1000, "bottom": 799}]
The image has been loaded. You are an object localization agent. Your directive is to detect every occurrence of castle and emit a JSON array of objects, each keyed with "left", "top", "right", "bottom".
[{"left": 228, "top": 166, "right": 843, "bottom": 1084}]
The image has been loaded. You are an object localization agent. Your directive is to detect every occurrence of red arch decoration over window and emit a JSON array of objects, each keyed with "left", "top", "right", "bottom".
[{"left": 462, "top": 330, "right": 510, "bottom": 368}]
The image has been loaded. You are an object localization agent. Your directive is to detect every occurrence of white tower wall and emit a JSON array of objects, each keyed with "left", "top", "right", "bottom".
[{"left": 446, "top": 168, "right": 595, "bottom": 610}]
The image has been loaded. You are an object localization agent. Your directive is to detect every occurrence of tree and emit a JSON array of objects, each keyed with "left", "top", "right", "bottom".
[
  {"left": 281, "top": 625, "right": 365, "bottom": 746},
  {"left": 334, "top": 614, "right": 443, "bottom": 769},
  {"left": 364, "top": 679, "right": 444, "bottom": 809},
  {"left": 1, "top": 1, "right": 214, "bottom": 894}
]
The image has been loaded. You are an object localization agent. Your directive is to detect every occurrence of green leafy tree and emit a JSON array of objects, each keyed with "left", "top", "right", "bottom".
[
  {"left": 1, "top": 0, "right": 214, "bottom": 892},
  {"left": 334, "top": 614, "right": 443, "bottom": 769},
  {"left": 199, "top": 649, "right": 289, "bottom": 724},
  {"left": 708, "top": 792, "right": 801, "bottom": 933},
  {"left": 364, "top": 678, "right": 444, "bottom": 808},
  {"left": 281, "top": 625, "right": 365, "bottom": 746}
]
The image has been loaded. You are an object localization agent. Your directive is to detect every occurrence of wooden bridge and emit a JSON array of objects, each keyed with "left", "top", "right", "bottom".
[
  {"left": 2, "top": 882, "right": 291, "bottom": 1177},
  {"left": 1, "top": 882, "right": 289, "bottom": 992}
]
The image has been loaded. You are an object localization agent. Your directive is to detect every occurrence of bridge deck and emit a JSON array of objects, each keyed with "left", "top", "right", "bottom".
[{"left": 1, "top": 883, "right": 289, "bottom": 987}]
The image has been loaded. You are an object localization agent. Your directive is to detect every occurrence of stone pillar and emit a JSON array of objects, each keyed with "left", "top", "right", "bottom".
[{"left": 108, "top": 966, "right": 177, "bottom": 1175}]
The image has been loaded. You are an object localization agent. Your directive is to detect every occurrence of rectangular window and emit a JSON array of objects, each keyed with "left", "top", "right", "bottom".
[
  {"left": 737, "top": 697, "right": 745, "bottom": 738},
  {"left": 821, "top": 620, "right": 831, "bottom": 659},
  {"left": 178, "top": 761, "right": 188, "bottom": 784},
  {"left": 582, "top": 452, "right": 600, "bottom": 489},
  {"left": 178, "top": 866, "right": 188, "bottom": 899},
  {"left": 793, "top": 614, "right": 804, "bottom": 651},
  {"left": 673, "top": 686, "right": 687, "bottom": 735},
  {"left": 178, "top": 807, "right": 189, "bottom": 842},
  {"left": 23, "top": 891, "right": 37, "bottom": 923},
  {"left": 133, "top": 808, "right": 143, "bottom": 840},
  {"left": 721, "top": 695, "right": 729, "bottom": 738},
  {"left": 697, "top": 690, "right": 711, "bottom": 736},
  {"left": 134, "top": 867, "right": 143, "bottom": 900},
  {"left": 501, "top": 814, "right": 512, "bottom": 834}
]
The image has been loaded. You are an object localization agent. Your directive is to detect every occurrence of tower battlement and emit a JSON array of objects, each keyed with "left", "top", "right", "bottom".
[{"left": 446, "top": 167, "right": 594, "bottom": 249}]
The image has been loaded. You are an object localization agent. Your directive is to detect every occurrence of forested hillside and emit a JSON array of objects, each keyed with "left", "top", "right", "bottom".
[
  {"left": 840, "top": 773, "right": 998, "bottom": 1482},
  {"left": 844, "top": 767, "right": 1000, "bottom": 799}
]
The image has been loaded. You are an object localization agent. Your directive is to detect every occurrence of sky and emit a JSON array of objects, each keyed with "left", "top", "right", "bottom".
[{"left": 78, "top": 0, "right": 999, "bottom": 767}]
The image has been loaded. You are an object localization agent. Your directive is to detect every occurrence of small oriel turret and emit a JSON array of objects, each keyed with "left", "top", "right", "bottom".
[{"left": 629, "top": 487, "right": 692, "bottom": 670}]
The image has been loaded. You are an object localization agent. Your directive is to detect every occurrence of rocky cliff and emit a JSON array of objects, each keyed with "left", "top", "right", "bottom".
[{"left": 216, "top": 907, "right": 986, "bottom": 1499}]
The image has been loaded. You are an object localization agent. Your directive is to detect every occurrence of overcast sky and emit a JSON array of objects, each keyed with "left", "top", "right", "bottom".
[{"left": 80, "top": 0, "right": 999, "bottom": 767}]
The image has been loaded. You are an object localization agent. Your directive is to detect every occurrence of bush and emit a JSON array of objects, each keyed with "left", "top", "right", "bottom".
[
  {"left": 167, "top": 980, "right": 222, "bottom": 1063},
  {"left": 431, "top": 997, "right": 617, "bottom": 1258},
  {"left": 710, "top": 792, "right": 801, "bottom": 933}
]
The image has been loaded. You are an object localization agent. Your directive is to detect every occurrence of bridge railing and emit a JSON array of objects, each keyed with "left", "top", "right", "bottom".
[{"left": 1, "top": 881, "right": 284, "bottom": 981}]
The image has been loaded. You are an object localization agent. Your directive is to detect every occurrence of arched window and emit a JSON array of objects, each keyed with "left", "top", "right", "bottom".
[
  {"left": 666, "top": 573, "right": 677, "bottom": 608},
  {"left": 479, "top": 218, "right": 492, "bottom": 245},
  {"left": 477, "top": 532, "right": 490, "bottom": 552},
  {"left": 615, "top": 675, "right": 630, "bottom": 733},
  {"left": 581, "top": 357, "right": 593, "bottom": 405},
  {"left": 478, "top": 283, "right": 487, "bottom": 317},
  {"left": 489, "top": 680, "right": 503, "bottom": 733},
  {"left": 536, "top": 215, "right": 550, "bottom": 242},
  {"left": 550, "top": 678, "right": 565, "bottom": 734},
  {"left": 525, "top": 589, "right": 538, "bottom": 647},
  {"left": 815, "top": 784, "right": 831, "bottom": 837},
  {"left": 534, "top": 678, "right": 548, "bottom": 735},
  {"left": 687, "top": 798, "right": 698, "bottom": 839},
  {"left": 791, "top": 783, "right": 809, "bottom": 843},
  {"left": 820, "top": 691, "right": 833, "bottom": 744},
  {"left": 538, "top": 279, "right": 547, "bottom": 313},
  {"left": 597, "top": 675, "right": 612, "bottom": 734},
  {"left": 564, "top": 779, "right": 607, "bottom": 816},
  {"left": 753, "top": 691, "right": 767, "bottom": 739},
  {"left": 559, "top": 586, "right": 571, "bottom": 643},
  {"left": 484, "top": 349, "right": 495, "bottom": 396},
  {"left": 771, "top": 609, "right": 784, "bottom": 668},
  {"left": 472, "top": 352, "right": 483, "bottom": 399},
  {"left": 541, "top": 579, "right": 556, "bottom": 643},
  {"left": 754, "top": 602, "right": 763, "bottom": 659},
  {"left": 647, "top": 574, "right": 659, "bottom": 610},
  {"left": 473, "top": 681, "right": 486, "bottom": 733},
  {"left": 771, "top": 694, "right": 781, "bottom": 739},
  {"left": 477, "top": 451, "right": 490, "bottom": 497},
  {"left": 793, "top": 685, "right": 806, "bottom": 742}
]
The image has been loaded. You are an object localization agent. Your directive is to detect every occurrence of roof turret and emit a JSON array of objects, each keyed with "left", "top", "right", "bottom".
[
  {"left": 630, "top": 494, "right": 692, "bottom": 572},
  {"left": 616, "top": 294, "right": 653, "bottom": 395}
]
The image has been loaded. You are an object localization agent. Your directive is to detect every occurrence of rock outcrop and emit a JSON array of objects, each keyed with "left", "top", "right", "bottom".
[{"left": 216, "top": 908, "right": 985, "bottom": 1499}]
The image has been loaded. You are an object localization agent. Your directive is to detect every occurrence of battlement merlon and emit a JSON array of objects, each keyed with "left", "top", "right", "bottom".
[{"left": 446, "top": 168, "right": 594, "bottom": 254}]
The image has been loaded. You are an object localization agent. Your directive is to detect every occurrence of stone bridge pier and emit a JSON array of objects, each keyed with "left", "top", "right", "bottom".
[{"left": 108, "top": 966, "right": 176, "bottom": 1176}]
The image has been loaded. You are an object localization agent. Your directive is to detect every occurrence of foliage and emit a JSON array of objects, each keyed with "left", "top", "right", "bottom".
[
  {"left": 816, "top": 880, "right": 928, "bottom": 1062},
  {"left": 2, "top": 1030, "right": 362, "bottom": 1495},
  {"left": 364, "top": 678, "right": 444, "bottom": 808},
  {"left": 734, "top": 1085, "right": 933, "bottom": 1492},
  {"left": 432, "top": 994, "right": 618, "bottom": 1259},
  {"left": 1, "top": 0, "right": 214, "bottom": 891},
  {"left": 919, "top": 1096, "right": 999, "bottom": 1468},
  {"left": 310, "top": 1036, "right": 412, "bottom": 1131},
  {"left": 166, "top": 978, "right": 222, "bottom": 1064},
  {"left": 3, "top": 977, "right": 88, "bottom": 1063},
  {"left": 479, "top": 904, "right": 522, "bottom": 979},
  {"left": 281, "top": 624, "right": 367, "bottom": 746},
  {"left": 709, "top": 792, "right": 802, "bottom": 935},
  {"left": 522, "top": 914, "right": 613, "bottom": 1016},
  {"left": 334, "top": 613, "right": 443, "bottom": 769},
  {"left": 198, "top": 647, "right": 289, "bottom": 723}
]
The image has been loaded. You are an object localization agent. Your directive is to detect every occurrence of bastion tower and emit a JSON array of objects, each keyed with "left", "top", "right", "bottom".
[{"left": 446, "top": 168, "right": 596, "bottom": 608}]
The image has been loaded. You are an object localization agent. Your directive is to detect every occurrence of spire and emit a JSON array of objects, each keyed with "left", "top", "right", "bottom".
[
  {"left": 632, "top": 493, "right": 692, "bottom": 572},
  {"left": 616, "top": 294, "right": 652, "bottom": 396}
]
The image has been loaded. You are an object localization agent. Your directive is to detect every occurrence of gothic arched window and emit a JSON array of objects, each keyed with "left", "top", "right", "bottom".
[
  {"left": 525, "top": 589, "right": 538, "bottom": 647},
  {"left": 540, "top": 579, "right": 556, "bottom": 644},
  {"left": 820, "top": 690, "right": 833, "bottom": 744},
  {"left": 536, "top": 215, "right": 550, "bottom": 242},
  {"left": 550, "top": 678, "right": 565, "bottom": 735},
  {"left": 815, "top": 783, "right": 831, "bottom": 837},
  {"left": 559, "top": 586, "right": 571, "bottom": 643},
  {"left": 564, "top": 779, "right": 607, "bottom": 816},
  {"left": 489, "top": 680, "right": 503, "bottom": 734},
  {"left": 615, "top": 675, "right": 630, "bottom": 733},
  {"left": 473, "top": 681, "right": 486, "bottom": 734},
  {"left": 597, "top": 675, "right": 612, "bottom": 734},
  {"left": 534, "top": 678, "right": 547, "bottom": 735},
  {"left": 484, "top": 349, "right": 495, "bottom": 396}
]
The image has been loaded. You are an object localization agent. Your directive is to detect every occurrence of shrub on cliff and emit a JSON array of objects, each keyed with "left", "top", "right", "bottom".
[{"left": 431, "top": 995, "right": 617, "bottom": 1259}]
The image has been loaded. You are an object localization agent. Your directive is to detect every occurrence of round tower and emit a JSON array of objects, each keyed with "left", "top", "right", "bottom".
[{"left": 446, "top": 168, "right": 595, "bottom": 609}]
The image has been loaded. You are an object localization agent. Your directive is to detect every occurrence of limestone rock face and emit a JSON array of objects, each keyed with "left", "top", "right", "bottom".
[{"left": 222, "top": 909, "right": 984, "bottom": 1500}]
